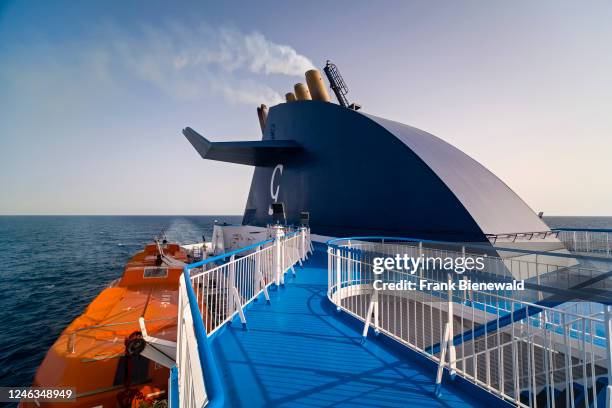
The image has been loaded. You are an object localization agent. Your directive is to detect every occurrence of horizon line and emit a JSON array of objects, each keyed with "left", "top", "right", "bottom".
[
  {"left": 0, "top": 214, "right": 244, "bottom": 217},
  {"left": 1, "top": 214, "right": 611, "bottom": 217}
]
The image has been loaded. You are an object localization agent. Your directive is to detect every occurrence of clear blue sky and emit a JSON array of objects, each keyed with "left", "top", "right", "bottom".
[{"left": 1, "top": 1, "right": 611, "bottom": 215}]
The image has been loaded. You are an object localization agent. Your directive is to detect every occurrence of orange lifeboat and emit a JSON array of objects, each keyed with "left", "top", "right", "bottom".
[{"left": 22, "top": 241, "right": 189, "bottom": 408}]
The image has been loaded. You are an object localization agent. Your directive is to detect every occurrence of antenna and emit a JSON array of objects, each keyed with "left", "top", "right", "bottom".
[{"left": 323, "top": 60, "right": 360, "bottom": 110}]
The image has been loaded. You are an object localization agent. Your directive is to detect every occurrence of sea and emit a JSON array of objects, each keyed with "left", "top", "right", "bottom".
[
  {"left": 0, "top": 215, "right": 240, "bottom": 391},
  {"left": 0, "top": 215, "right": 610, "bottom": 392}
]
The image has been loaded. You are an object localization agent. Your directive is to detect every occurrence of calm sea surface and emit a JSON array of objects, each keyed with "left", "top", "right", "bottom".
[
  {"left": 0, "top": 215, "right": 240, "bottom": 390},
  {"left": 0, "top": 215, "right": 610, "bottom": 390}
]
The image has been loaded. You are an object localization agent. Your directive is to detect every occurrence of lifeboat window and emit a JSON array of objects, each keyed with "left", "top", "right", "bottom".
[{"left": 144, "top": 267, "right": 168, "bottom": 278}]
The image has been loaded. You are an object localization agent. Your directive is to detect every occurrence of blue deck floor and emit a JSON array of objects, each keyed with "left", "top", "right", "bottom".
[{"left": 211, "top": 248, "right": 488, "bottom": 407}]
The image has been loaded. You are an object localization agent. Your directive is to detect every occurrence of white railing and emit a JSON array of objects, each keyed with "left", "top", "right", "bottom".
[
  {"left": 555, "top": 229, "right": 612, "bottom": 257},
  {"left": 189, "top": 241, "right": 274, "bottom": 334},
  {"left": 188, "top": 228, "right": 309, "bottom": 335},
  {"left": 173, "top": 227, "right": 311, "bottom": 408},
  {"left": 176, "top": 274, "right": 208, "bottom": 408},
  {"left": 328, "top": 238, "right": 612, "bottom": 408}
]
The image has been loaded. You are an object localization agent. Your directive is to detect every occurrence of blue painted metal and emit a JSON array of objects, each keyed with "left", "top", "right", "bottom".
[
  {"left": 434, "top": 383, "right": 442, "bottom": 398},
  {"left": 210, "top": 249, "right": 495, "bottom": 407},
  {"left": 177, "top": 235, "right": 283, "bottom": 407},
  {"left": 326, "top": 236, "right": 612, "bottom": 355},
  {"left": 185, "top": 238, "right": 274, "bottom": 270},
  {"left": 331, "top": 278, "right": 516, "bottom": 408},
  {"left": 182, "top": 266, "right": 225, "bottom": 408},
  {"left": 169, "top": 366, "right": 179, "bottom": 408},
  {"left": 183, "top": 127, "right": 303, "bottom": 166},
  {"left": 197, "top": 101, "right": 550, "bottom": 242}
]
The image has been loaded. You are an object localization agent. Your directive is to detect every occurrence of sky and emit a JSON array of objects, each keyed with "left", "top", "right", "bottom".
[{"left": 0, "top": 0, "right": 611, "bottom": 216}]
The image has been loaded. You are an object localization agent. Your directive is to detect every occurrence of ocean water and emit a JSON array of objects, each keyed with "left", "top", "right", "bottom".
[
  {"left": 0, "top": 215, "right": 609, "bottom": 391},
  {"left": 0, "top": 215, "right": 241, "bottom": 390}
]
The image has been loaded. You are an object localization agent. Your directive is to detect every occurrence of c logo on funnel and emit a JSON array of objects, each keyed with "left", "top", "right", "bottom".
[
  {"left": 269, "top": 164, "right": 283, "bottom": 215},
  {"left": 270, "top": 164, "right": 283, "bottom": 201}
]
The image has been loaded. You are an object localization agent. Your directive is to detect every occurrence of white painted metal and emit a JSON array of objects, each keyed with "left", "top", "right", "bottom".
[
  {"left": 274, "top": 226, "right": 284, "bottom": 286},
  {"left": 328, "top": 240, "right": 610, "bottom": 408},
  {"left": 177, "top": 274, "right": 208, "bottom": 408},
  {"left": 188, "top": 229, "right": 308, "bottom": 336},
  {"left": 362, "top": 289, "right": 379, "bottom": 338},
  {"left": 557, "top": 230, "right": 612, "bottom": 257},
  {"left": 436, "top": 322, "right": 451, "bottom": 393},
  {"left": 175, "top": 229, "right": 310, "bottom": 407},
  {"left": 139, "top": 317, "right": 177, "bottom": 369},
  {"left": 605, "top": 305, "right": 612, "bottom": 408}
]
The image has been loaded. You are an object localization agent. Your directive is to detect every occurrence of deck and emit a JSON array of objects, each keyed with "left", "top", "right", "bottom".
[{"left": 210, "top": 248, "right": 485, "bottom": 407}]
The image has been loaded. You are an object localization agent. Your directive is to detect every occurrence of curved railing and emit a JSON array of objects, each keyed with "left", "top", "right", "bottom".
[
  {"left": 327, "top": 236, "right": 612, "bottom": 408},
  {"left": 552, "top": 228, "right": 612, "bottom": 257}
]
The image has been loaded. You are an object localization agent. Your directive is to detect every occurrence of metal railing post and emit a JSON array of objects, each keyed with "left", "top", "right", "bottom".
[
  {"left": 604, "top": 305, "right": 612, "bottom": 408},
  {"left": 327, "top": 247, "right": 332, "bottom": 299},
  {"left": 347, "top": 240, "right": 353, "bottom": 287},
  {"left": 300, "top": 226, "right": 307, "bottom": 260},
  {"left": 169, "top": 366, "right": 178, "bottom": 408},
  {"left": 435, "top": 322, "right": 451, "bottom": 398},
  {"left": 362, "top": 289, "right": 379, "bottom": 342},
  {"left": 324, "top": 235, "right": 612, "bottom": 408},
  {"left": 175, "top": 233, "right": 314, "bottom": 407},
  {"left": 335, "top": 248, "right": 342, "bottom": 308},
  {"left": 446, "top": 247, "right": 460, "bottom": 376},
  {"left": 255, "top": 245, "right": 261, "bottom": 288},
  {"left": 253, "top": 245, "right": 270, "bottom": 305},
  {"left": 309, "top": 227, "right": 313, "bottom": 254},
  {"left": 228, "top": 255, "right": 236, "bottom": 317},
  {"left": 587, "top": 231, "right": 591, "bottom": 253},
  {"left": 274, "top": 227, "right": 284, "bottom": 286}
]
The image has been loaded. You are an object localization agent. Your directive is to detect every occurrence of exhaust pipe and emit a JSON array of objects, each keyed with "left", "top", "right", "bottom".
[
  {"left": 294, "top": 83, "right": 311, "bottom": 100},
  {"left": 257, "top": 104, "right": 268, "bottom": 134},
  {"left": 285, "top": 92, "right": 297, "bottom": 102},
  {"left": 305, "top": 69, "right": 331, "bottom": 102}
]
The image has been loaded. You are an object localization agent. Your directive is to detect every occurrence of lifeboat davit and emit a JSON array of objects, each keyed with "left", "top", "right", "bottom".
[{"left": 22, "top": 241, "right": 189, "bottom": 408}]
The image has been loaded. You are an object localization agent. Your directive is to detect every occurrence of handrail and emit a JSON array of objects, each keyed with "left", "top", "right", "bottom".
[
  {"left": 327, "top": 236, "right": 612, "bottom": 408},
  {"left": 329, "top": 236, "right": 612, "bottom": 351},
  {"left": 327, "top": 235, "right": 612, "bottom": 264},
  {"left": 430, "top": 268, "right": 612, "bottom": 354},
  {"left": 181, "top": 267, "right": 225, "bottom": 408},
  {"left": 178, "top": 236, "right": 276, "bottom": 408},
  {"left": 553, "top": 227, "right": 612, "bottom": 233},
  {"left": 186, "top": 238, "right": 274, "bottom": 270},
  {"left": 179, "top": 235, "right": 277, "bottom": 408},
  {"left": 176, "top": 227, "right": 309, "bottom": 408},
  {"left": 552, "top": 228, "right": 612, "bottom": 258}
]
